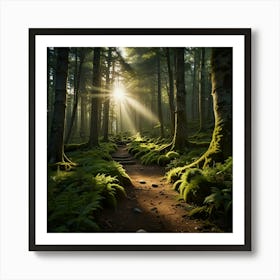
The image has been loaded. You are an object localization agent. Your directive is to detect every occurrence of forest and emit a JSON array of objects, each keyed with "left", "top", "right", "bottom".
[{"left": 47, "top": 47, "right": 232, "bottom": 233}]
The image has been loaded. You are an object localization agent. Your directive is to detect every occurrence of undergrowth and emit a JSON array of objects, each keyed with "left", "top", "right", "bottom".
[
  {"left": 127, "top": 136, "right": 206, "bottom": 167},
  {"left": 167, "top": 157, "right": 233, "bottom": 231},
  {"left": 48, "top": 142, "right": 131, "bottom": 233}
]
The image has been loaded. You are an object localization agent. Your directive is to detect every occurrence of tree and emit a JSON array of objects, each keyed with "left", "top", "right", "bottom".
[
  {"left": 103, "top": 48, "right": 112, "bottom": 141},
  {"left": 48, "top": 48, "right": 69, "bottom": 163},
  {"left": 188, "top": 47, "right": 232, "bottom": 168},
  {"left": 165, "top": 48, "right": 175, "bottom": 135},
  {"left": 198, "top": 47, "right": 206, "bottom": 131},
  {"left": 172, "top": 48, "right": 188, "bottom": 150},
  {"left": 65, "top": 48, "right": 85, "bottom": 143},
  {"left": 157, "top": 49, "right": 164, "bottom": 138},
  {"left": 88, "top": 47, "right": 101, "bottom": 147},
  {"left": 191, "top": 48, "right": 199, "bottom": 121}
]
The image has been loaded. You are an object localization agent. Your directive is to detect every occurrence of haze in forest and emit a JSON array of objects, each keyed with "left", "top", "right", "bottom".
[{"left": 47, "top": 47, "right": 233, "bottom": 233}]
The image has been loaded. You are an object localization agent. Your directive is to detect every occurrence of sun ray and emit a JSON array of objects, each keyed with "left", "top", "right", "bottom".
[{"left": 125, "top": 96, "right": 159, "bottom": 124}]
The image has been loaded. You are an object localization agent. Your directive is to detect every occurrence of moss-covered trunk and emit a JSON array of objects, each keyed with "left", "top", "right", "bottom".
[{"left": 189, "top": 47, "right": 232, "bottom": 168}]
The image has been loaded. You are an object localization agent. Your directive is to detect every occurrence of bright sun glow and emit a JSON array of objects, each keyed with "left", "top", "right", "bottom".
[{"left": 113, "top": 88, "right": 126, "bottom": 101}]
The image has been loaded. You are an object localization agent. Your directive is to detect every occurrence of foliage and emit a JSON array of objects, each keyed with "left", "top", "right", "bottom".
[
  {"left": 48, "top": 143, "right": 130, "bottom": 232},
  {"left": 169, "top": 157, "right": 233, "bottom": 230}
]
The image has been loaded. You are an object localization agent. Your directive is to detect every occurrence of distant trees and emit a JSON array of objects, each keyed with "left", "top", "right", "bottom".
[{"left": 65, "top": 48, "right": 85, "bottom": 144}]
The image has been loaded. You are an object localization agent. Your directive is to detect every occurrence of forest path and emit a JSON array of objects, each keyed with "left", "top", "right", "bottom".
[{"left": 97, "top": 145, "right": 212, "bottom": 233}]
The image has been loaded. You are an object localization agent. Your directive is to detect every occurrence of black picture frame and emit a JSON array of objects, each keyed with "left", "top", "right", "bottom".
[{"left": 29, "top": 28, "right": 251, "bottom": 251}]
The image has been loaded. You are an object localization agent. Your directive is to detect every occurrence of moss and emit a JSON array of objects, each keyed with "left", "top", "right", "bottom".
[
  {"left": 166, "top": 166, "right": 187, "bottom": 182},
  {"left": 157, "top": 155, "right": 170, "bottom": 166},
  {"left": 165, "top": 151, "right": 179, "bottom": 160}
]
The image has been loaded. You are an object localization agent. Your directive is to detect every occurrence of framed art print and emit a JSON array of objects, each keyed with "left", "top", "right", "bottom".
[{"left": 29, "top": 28, "right": 251, "bottom": 251}]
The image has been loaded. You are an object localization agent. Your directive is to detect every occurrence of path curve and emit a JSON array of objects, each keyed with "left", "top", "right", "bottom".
[{"left": 97, "top": 145, "right": 216, "bottom": 233}]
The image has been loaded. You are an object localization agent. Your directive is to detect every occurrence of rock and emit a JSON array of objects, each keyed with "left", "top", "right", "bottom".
[
  {"left": 152, "top": 183, "right": 158, "bottom": 188},
  {"left": 139, "top": 180, "right": 146, "bottom": 184},
  {"left": 151, "top": 207, "right": 158, "bottom": 211},
  {"left": 194, "top": 227, "right": 198, "bottom": 230},
  {"left": 133, "top": 207, "right": 142, "bottom": 213},
  {"left": 136, "top": 229, "right": 147, "bottom": 233}
]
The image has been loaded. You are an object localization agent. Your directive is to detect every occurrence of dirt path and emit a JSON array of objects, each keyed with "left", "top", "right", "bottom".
[{"left": 97, "top": 145, "right": 215, "bottom": 233}]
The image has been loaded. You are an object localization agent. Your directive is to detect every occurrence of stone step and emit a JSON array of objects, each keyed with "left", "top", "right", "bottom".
[
  {"left": 112, "top": 155, "right": 133, "bottom": 160},
  {"left": 118, "top": 160, "right": 136, "bottom": 165}
]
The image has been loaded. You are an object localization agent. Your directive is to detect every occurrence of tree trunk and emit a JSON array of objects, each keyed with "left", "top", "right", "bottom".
[
  {"left": 103, "top": 48, "right": 112, "bottom": 141},
  {"left": 65, "top": 49, "right": 85, "bottom": 143},
  {"left": 188, "top": 47, "right": 232, "bottom": 168},
  {"left": 172, "top": 48, "right": 187, "bottom": 150},
  {"left": 88, "top": 47, "right": 101, "bottom": 147},
  {"left": 157, "top": 49, "right": 164, "bottom": 138},
  {"left": 198, "top": 48, "right": 206, "bottom": 131},
  {"left": 191, "top": 49, "right": 198, "bottom": 121},
  {"left": 48, "top": 48, "right": 69, "bottom": 163},
  {"left": 165, "top": 48, "right": 175, "bottom": 135}
]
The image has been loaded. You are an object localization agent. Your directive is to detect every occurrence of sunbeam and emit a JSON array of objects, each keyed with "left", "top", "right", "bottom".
[{"left": 125, "top": 96, "right": 159, "bottom": 124}]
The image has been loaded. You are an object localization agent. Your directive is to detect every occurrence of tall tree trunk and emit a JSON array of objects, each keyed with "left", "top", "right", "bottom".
[
  {"left": 157, "top": 49, "right": 164, "bottom": 138},
  {"left": 172, "top": 48, "right": 187, "bottom": 150},
  {"left": 191, "top": 49, "right": 198, "bottom": 121},
  {"left": 65, "top": 49, "right": 85, "bottom": 143},
  {"left": 47, "top": 48, "right": 52, "bottom": 138},
  {"left": 166, "top": 48, "right": 175, "bottom": 136},
  {"left": 48, "top": 48, "right": 69, "bottom": 163},
  {"left": 103, "top": 48, "right": 112, "bottom": 141},
  {"left": 188, "top": 47, "right": 232, "bottom": 168},
  {"left": 88, "top": 48, "right": 101, "bottom": 147},
  {"left": 198, "top": 48, "right": 206, "bottom": 131}
]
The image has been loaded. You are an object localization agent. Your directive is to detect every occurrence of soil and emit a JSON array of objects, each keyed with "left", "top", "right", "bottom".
[{"left": 97, "top": 145, "right": 219, "bottom": 233}]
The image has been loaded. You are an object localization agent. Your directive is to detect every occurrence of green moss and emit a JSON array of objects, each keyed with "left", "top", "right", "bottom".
[
  {"left": 157, "top": 155, "right": 170, "bottom": 166},
  {"left": 165, "top": 151, "right": 179, "bottom": 160}
]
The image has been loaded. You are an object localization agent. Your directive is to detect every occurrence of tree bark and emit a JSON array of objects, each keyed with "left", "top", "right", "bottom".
[
  {"left": 103, "top": 48, "right": 112, "bottom": 141},
  {"left": 165, "top": 48, "right": 175, "bottom": 136},
  {"left": 191, "top": 48, "right": 199, "bottom": 121},
  {"left": 48, "top": 48, "right": 69, "bottom": 163},
  {"left": 172, "top": 48, "right": 187, "bottom": 150},
  {"left": 198, "top": 48, "right": 206, "bottom": 131},
  {"left": 157, "top": 49, "right": 164, "bottom": 138},
  {"left": 88, "top": 47, "right": 101, "bottom": 147}
]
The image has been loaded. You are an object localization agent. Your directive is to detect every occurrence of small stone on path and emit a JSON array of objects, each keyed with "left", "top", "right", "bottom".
[
  {"left": 139, "top": 180, "right": 146, "bottom": 184},
  {"left": 152, "top": 183, "right": 158, "bottom": 188},
  {"left": 133, "top": 207, "right": 142, "bottom": 213}
]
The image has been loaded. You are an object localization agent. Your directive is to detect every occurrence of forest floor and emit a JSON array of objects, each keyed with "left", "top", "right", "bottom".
[{"left": 97, "top": 145, "right": 219, "bottom": 233}]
